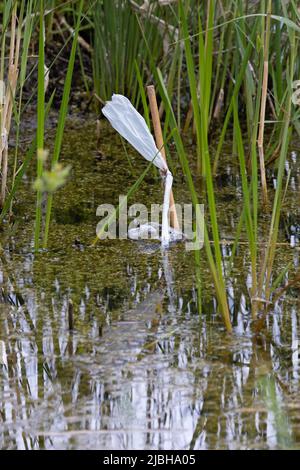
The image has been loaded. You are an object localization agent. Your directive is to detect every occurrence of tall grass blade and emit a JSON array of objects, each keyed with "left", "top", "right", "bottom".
[{"left": 43, "top": 0, "right": 84, "bottom": 248}]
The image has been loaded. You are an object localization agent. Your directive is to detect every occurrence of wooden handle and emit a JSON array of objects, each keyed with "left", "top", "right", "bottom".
[{"left": 147, "top": 85, "right": 179, "bottom": 230}]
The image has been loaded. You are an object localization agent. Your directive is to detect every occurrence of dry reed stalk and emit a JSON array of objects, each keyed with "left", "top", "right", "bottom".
[
  {"left": 59, "top": 15, "right": 93, "bottom": 53},
  {"left": 213, "top": 88, "right": 224, "bottom": 120},
  {"left": 183, "top": 100, "right": 193, "bottom": 133},
  {"left": 0, "top": 5, "right": 21, "bottom": 208},
  {"left": 147, "top": 85, "right": 180, "bottom": 230},
  {"left": 257, "top": 61, "right": 269, "bottom": 206},
  {"left": 257, "top": 1, "right": 272, "bottom": 207}
]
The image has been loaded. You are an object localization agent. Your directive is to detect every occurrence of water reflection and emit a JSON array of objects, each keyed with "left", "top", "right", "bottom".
[
  {"left": 0, "top": 122, "right": 299, "bottom": 449},
  {"left": 0, "top": 239, "right": 299, "bottom": 450}
]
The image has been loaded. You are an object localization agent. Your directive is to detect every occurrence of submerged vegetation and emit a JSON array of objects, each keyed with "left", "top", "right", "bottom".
[{"left": 0, "top": 0, "right": 300, "bottom": 450}]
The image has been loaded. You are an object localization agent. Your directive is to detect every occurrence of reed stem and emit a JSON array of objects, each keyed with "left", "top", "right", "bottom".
[
  {"left": 147, "top": 85, "right": 179, "bottom": 230},
  {"left": 257, "top": 0, "right": 272, "bottom": 206}
]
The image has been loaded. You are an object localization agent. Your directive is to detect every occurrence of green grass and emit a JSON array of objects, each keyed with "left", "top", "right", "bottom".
[
  {"left": 136, "top": 0, "right": 299, "bottom": 328},
  {"left": 92, "top": 0, "right": 165, "bottom": 105},
  {"left": 34, "top": 0, "right": 46, "bottom": 251}
]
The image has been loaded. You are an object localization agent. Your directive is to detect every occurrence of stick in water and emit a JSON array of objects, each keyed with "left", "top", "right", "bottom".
[{"left": 147, "top": 85, "right": 179, "bottom": 230}]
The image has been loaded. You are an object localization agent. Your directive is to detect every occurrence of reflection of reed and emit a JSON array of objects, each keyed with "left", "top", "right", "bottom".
[
  {"left": 189, "top": 332, "right": 294, "bottom": 450},
  {"left": 0, "top": 239, "right": 299, "bottom": 449}
]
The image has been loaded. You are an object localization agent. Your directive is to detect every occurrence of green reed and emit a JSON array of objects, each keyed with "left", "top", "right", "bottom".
[
  {"left": 34, "top": 0, "right": 45, "bottom": 250},
  {"left": 92, "top": 0, "right": 164, "bottom": 105},
  {"left": 43, "top": 0, "right": 84, "bottom": 248},
  {"left": 136, "top": 0, "right": 300, "bottom": 328},
  {"left": 1, "top": 0, "right": 300, "bottom": 331}
]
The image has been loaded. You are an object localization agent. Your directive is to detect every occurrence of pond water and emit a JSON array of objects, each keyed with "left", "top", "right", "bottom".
[{"left": 0, "top": 116, "right": 299, "bottom": 449}]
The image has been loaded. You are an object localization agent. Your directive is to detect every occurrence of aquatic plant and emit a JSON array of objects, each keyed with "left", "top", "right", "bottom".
[
  {"left": 0, "top": 0, "right": 299, "bottom": 331},
  {"left": 34, "top": 0, "right": 46, "bottom": 250},
  {"left": 0, "top": 1, "right": 84, "bottom": 248},
  {"left": 136, "top": 0, "right": 300, "bottom": 329},
  {"left": 92, "top": 0, "right": 165, "bottom": 105}
]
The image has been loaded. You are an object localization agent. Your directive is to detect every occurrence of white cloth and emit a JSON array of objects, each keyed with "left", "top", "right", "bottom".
[
  {"left": 161, "top": 171, "right": 173, "bottom": 246},
  {"left": 102, "top": 94, "right": 168, "bottom": 172},
  {"left": 102, "top": 94, "right": 173, "bottom": 247}
]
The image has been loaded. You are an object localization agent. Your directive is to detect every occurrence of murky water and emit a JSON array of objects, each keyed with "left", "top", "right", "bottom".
[{"left": 0, "top": 117, "right": 299, "bottom": 449}]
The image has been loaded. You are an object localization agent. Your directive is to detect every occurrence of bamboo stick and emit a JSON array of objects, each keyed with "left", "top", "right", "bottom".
[{"left": 147, "top": 85, "right": 179, "bottom": 230}]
